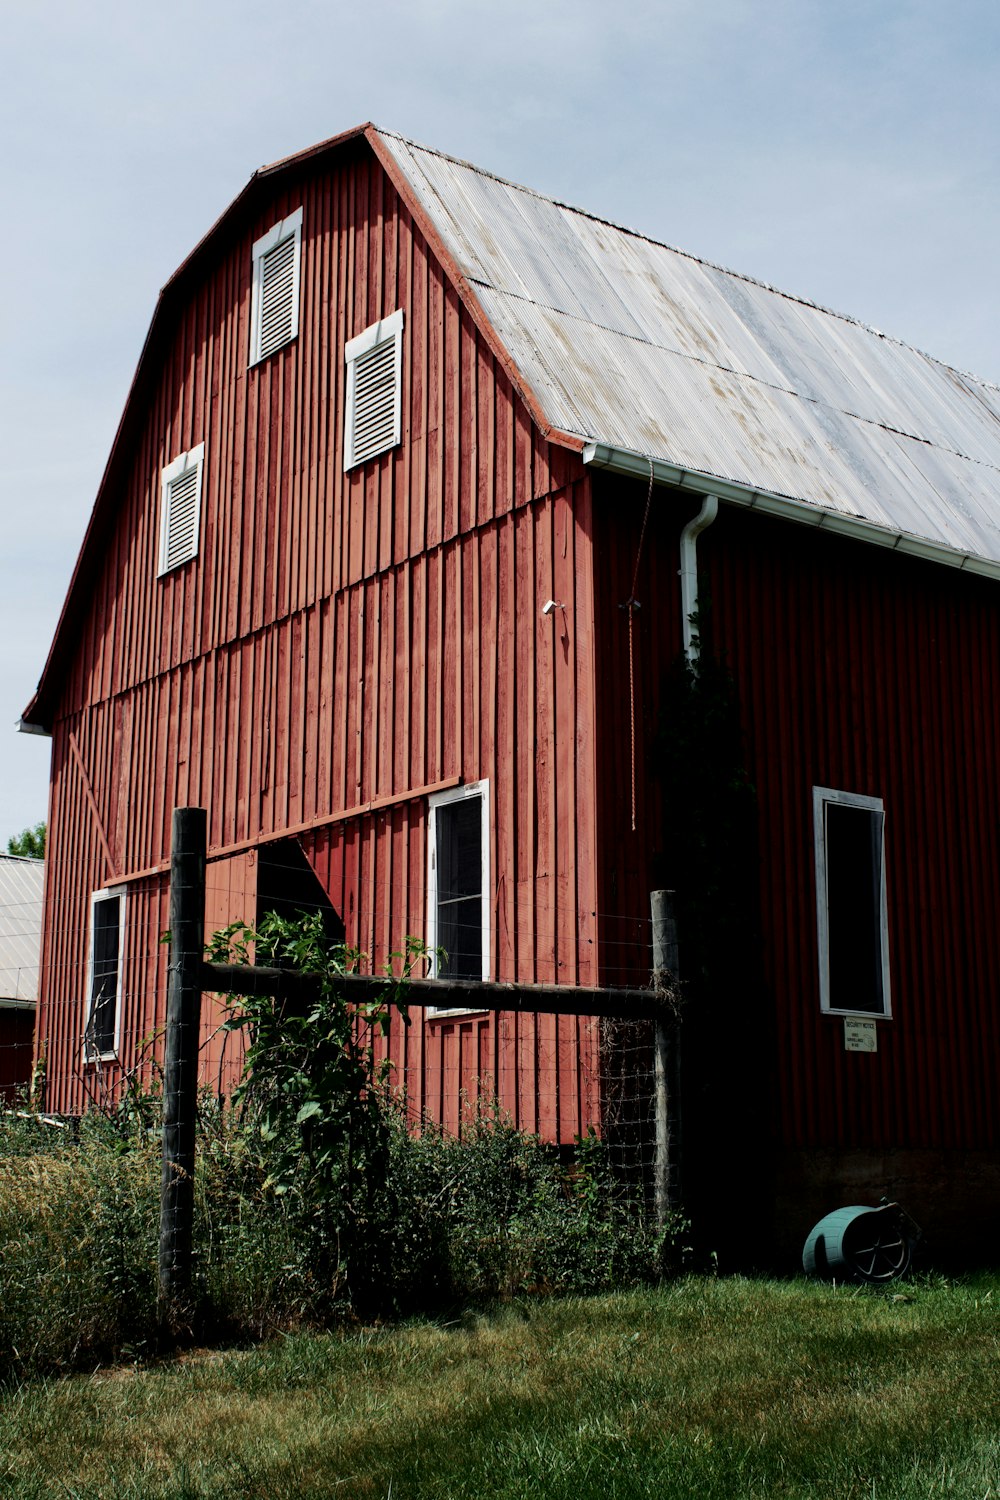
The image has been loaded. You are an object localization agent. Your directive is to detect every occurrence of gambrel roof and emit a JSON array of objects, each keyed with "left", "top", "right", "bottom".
[
  {"left": 25, "top": 124, "right": 1000, "bottom": 727},
  {"left": 376, "top": 129, "right": 1000, "bottom": 574}
]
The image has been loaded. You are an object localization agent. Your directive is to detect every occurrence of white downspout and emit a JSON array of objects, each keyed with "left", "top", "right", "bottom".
[{"left": 680, "top": 494, "right": 719, "bottom": 662}]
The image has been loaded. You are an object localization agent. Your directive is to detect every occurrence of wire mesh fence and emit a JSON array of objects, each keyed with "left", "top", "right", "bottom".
[
  {"left": 21, "top": 995, "right": 663, "bottom": 1192},
  {"left": 10, "top": 834, "right": 677, "bottom": 1209}
]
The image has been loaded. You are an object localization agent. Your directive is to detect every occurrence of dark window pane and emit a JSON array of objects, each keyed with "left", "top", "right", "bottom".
[
  {"left": 437, "top": 894, "right": 481, "bottom": 980},
  {"left": 90, "top": 897, "right": 121, "bottom": 1054},
  {"left": 437, "top": 800, "right": 481, "bottom": 979},
  {"left": 438, "top": 798, "right": 481, "bottom": 903},
  {"left": 826, "top": 802, "right": 884, "bottom": 1014}
]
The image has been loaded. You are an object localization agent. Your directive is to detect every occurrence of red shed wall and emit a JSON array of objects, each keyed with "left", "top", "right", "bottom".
[
  {"left": 0, "top": 1010, "right": 35, "bottom": 1102},
  {"left": 593, "top": 475, "right": 1000, "bottom": 1258},
  {"left": 37, "top": 147, "right": 600, "bottom": 1129}
]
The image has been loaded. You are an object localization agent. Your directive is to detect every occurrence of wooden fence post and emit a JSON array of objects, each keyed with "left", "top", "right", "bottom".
[
  {"left": 157, "top": 818, "right": 682, "bottom": 1330},
  {"left": 159, "top": 806, "right": 207, "bottom": 1334},
  {"left": 651, "top": 889, "right": 681, "bottom": 1225}
]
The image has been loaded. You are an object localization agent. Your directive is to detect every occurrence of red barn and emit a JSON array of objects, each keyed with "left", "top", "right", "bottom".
[{"left": 23, "top": 126, "right": 1000, "bottom": 1263}]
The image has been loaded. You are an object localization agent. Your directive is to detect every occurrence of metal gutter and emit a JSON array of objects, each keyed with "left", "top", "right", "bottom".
[{"left": 582, "top": 443, "right": 1000, "bottom": 582}]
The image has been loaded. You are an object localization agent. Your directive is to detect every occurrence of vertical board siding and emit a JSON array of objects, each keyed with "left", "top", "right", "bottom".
[
  {"left": 593, "top": 477, "right": 1000, "bottom": 1157},
  {"left": 592, "top": 487, "right": 684, "bottom": 988},
  {"left": 39, "top": 148, "right": 601, "bottom": 1139},
  {"left": 201, "top": 851, "right": 255, "bottom": 1100}
]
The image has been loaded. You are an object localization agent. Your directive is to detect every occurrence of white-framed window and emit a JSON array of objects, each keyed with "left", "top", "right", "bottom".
[
  {"left": 426, "top": 781, "right": 490, "bottom": 1012},
  {"left": 157, "top": 442, "right": 205, "bottom": 576},
  {"left": 249, "top": 207, "right": 303, "bottom": 366},
  {"left": 84, "top": 887, "right": 126, "bottom": 1061},
  {"left": 813, "top": 787, "right": 891, "bottom": 1018},
  {"left": 344, "top": 308, "right": 404, "bottom": 470}
]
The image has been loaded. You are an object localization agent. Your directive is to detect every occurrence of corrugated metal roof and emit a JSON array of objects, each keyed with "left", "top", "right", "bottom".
[
  {"left": 0, "top": 857, "right": 43, "bottom": 1005},
  {"left": 380, "top": 131, "right": 1000, "bottom": 567}
]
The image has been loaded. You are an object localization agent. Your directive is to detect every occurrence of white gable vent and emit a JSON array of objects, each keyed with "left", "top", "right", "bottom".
[
  {"left": 157, "top": 443, "right": 205, "bottom": 576},
  {"left": 250, "top": 208, "right": 303, "bottom": 366},
  {"left": 344, "top": 309, "right": 404, "bottom": 470}
]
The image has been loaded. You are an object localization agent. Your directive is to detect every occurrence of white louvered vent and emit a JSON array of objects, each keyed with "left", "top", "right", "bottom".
[
  {"left": 157, "top": 444, "right": 205, "bottom": 577},
  {"left": 250, "top": 208, "right": 303, "bottom": 366},
  {"left": 345, "top": 309, "right": 404, "bottom": 470},
  {"left": 258, "top": 235, "right": 296, "bottom": 358}
]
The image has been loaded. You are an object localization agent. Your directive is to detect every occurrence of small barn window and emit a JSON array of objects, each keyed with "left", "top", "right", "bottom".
[
  {"left": 84, "top": 888, "right": 125, "bottom": 1061},
  {"left": 426, "top": 781, "right": 489, "bottom": 1013},
  {"left": 249, "top": 207, "right": 303, "bottom": 366},
  {"left": 157, "top": 443, "right": 205, "bottom": 576},
  {"left": 813, "top": 787, "right": 891, "bottom": 1018},
  {"left": 344, "top": 309, "right": 404, "bottom": 470}
]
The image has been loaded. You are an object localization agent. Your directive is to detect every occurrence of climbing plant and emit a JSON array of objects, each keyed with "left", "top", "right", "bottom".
[
  {"left": 209, "top": 912, "right": 425, "bottom": 1289},
  {"left": 656, "top": 627, "right": 769, "bottom": 1259}
]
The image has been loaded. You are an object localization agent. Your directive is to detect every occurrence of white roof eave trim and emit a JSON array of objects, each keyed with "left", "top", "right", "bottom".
[{"left": 582, "top": 443, "right": 1000, "bottom": 582}]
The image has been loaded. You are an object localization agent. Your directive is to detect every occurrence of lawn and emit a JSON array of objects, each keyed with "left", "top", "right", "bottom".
[{"left": 1, "top": 1276, "right": 997, "bottom": 1499}]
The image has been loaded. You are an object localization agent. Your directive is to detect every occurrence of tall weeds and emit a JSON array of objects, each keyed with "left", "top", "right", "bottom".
[
  {"left": 0, "top": 1103, "right": 683, "bottom": 1380},
  {"left": 0, "top": 1114, "right": 159, "bottom": 1373}
]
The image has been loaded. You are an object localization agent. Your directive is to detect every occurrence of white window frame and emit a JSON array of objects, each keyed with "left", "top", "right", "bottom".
[
  {"left": 249, "top": 207, "right": 303, "bottom": 367},
  {"left": 813, "top": 786, "right": 891, "bottom": 1019},
  {"left": 344, "top": 308, "right": 404, "bottom": 470},
  {"left": 157, "top": 442, "right": 205, "bottom": 577},
  {"left": 426, "top": 780, "right": 490, "bottom": 1015},
  {"left": 84, "top": 886, "right": 126, "bottom": 1062}
]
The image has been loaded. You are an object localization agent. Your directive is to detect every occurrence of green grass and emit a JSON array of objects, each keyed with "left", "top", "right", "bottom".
[{"left": 1, "top": 1276, "right": 998, "bottom": 1498}]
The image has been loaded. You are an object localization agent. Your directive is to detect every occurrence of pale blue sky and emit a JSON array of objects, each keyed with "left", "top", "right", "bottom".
[{"left": 3, "top": 0, "right": 999, "bottom": 844}]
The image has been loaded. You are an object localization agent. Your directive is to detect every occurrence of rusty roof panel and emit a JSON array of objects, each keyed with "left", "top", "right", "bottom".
[
  {"left": 381, "top": 131, "right": 1000, "bottom": 566},
  {"left": 0, "top": 857, "right": 43, "bottom": 1005}
]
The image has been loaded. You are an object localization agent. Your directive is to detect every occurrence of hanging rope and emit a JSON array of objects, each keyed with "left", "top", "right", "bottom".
[{"left": 624, "top": 459, "right": 656, "bottom": 832}]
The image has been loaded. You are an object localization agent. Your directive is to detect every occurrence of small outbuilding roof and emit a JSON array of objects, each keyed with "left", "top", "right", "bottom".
[{"left": 0, "top": 856, "right": 44, "bottom": 1006}]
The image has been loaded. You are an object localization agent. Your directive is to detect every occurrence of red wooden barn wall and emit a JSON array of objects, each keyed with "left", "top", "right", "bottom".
[
  {"left": 36, "top": 145, "right": 601, "bottom": 1130},
  {"left": 0, "top": 1010, "right": 35, "bottom": 1102},
  {"left": 592, "top": 473, "right": 1000, "bottom": 1253},
  {"left": 589, "top": 488, "right": 687, "bottom": 989}
]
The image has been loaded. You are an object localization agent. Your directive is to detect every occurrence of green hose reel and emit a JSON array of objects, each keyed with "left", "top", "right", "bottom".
[{"left": 802, "top": 1202, "right": 919, "bottom": 1282}]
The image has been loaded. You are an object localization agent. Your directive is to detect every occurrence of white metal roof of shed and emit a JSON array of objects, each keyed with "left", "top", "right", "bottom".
[
  {"left": 0, "top": 856, "right": 43, "bottom": 1005},
  {"left": 380, "top": 130, "right": 1000, "bottom": 572}
]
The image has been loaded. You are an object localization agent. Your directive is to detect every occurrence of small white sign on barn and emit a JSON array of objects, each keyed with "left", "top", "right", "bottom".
[{"left": 844, "top": 1019, "right": 878, "bottom": 1053}]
